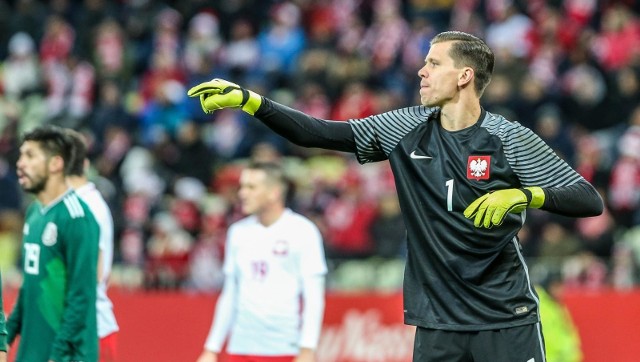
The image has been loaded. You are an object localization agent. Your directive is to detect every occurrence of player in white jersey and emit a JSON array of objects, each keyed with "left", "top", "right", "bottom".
[
  {"left": 197, "top": 162, "right": 327, "bottom": 362},
  {"left": 66, "top": 129, "right": 119, "bottom": 362}
]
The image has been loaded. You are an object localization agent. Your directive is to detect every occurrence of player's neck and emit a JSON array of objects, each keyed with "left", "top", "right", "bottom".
[
  {"left": 439, "top": 98, "right": 482, "bottom": 132},
  {"left": 66, "top": 175, "right": 89, "bottom": 190},
  {"left": 257, "top": 204, "right": 286, "bottom": 227},
  {"left": 37, "top": 176, "right": 71, "bottom": 206}
]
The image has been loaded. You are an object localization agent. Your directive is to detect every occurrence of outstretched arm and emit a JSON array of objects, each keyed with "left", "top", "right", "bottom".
[
  {"left": 255, "top": 98, "right": 356, "bottom": 152},
  {"left": 188, "top": 79, "right": 356, "bottom": 152}
]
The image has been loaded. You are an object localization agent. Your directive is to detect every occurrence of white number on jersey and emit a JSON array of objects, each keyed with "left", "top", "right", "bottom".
[
  {"left": 445, "top": 179, "right": 454, "bottom": 212},
  {"left": 24, "top": 243, "right": 40, "bottom": 275}
]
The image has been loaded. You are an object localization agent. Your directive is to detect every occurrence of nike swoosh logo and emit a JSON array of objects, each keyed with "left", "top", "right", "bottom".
[{"left": 410, "top": 151, "right": 433, "bottom": 160}]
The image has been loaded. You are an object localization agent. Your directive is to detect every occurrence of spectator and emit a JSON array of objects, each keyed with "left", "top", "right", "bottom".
[
  {"left": 608, "top": 105, "right": 640, "bottom": 228},
  {"left": 2, "top": 32, "right": 43, "bottom": 100},
  {"left": 92, "top": 18, "right": 134, "bottom": 85},
  {"left": 219, "top": 18, "right": 259, "bottom": 83},
  {"left": 370, "top": 192, "right": 406, "bottom": 259},
  {"left": 186, "top": 210, "right": 226, "bottom": 292},
  {"left": 256, "top": 2, "right": 306, "bottom": 86},
  {"left": 89, "top": 80, "right": 136, "bottom": 150},
  {"left": 591, "top": 4, "right": 640, "bottom": 71},
  {"left": 145, "top": 212, "right": 193, "bottom": 289}
]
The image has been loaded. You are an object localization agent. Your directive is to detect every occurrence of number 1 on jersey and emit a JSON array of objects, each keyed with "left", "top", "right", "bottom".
[{"left": 445, "top": 179, "right": 454, "bottom": 212}]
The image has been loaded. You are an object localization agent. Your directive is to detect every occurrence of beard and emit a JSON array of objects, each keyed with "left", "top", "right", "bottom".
[{"left": 21, "top": 173, "right": 48, "bottom": 194}]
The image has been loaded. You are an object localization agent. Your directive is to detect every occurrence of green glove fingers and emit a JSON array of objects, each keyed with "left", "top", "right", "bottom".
[
  {"left": 186, "top": 78, "right": 240, "bottom": 97},
  {"left": 464, "top": 187, "right": 545, "bottom": 228},
  {"left": 187, "top": 78, "right": 262, "bottom": 115},
  {"left": 199, "top": 94, "right": 209, "bottom": 114},
  {"left": 463, "top": 193, "right": 489, "bottom": 219},
  {"left": 477, "top": 202, "right": 495, "bottom": 229}
]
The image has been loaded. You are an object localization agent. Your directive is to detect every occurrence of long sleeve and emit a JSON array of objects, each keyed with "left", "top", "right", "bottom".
[
  {"left": 299, "top": 274, "right": 325, "bottom": 349},
  {"left": 5, "top": 285, "right": 22, "bottom": 346},
  {"left": 254, "top": 98, "right": 357, "bottom": 152},
  {"left": 204, "top": 276, "right": 238, "bottom": 352},
  {"left": 0, "top": 273, "right": 7, "bottom": 352},
  {"left": 540, "top": 180, "right": 604, "bottom": 217},
  {"left": 488, "top": 115, "right": 604, "bottom": 218},
  {"left": 50, "top": 215, "right": 99, "bottom": 361}
]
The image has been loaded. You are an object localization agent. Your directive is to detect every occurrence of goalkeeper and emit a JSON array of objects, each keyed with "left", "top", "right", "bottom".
[{"left": 189, "top": 31, "right": 603, "bottom": 362}]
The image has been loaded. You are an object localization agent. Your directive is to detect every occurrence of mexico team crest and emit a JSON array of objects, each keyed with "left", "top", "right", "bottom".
[
  {"left": 42, "top": 222, "right": 58, "bottom": 246},
  {"left": 467, "top": 156, "right": 491, "bottom": 180}
]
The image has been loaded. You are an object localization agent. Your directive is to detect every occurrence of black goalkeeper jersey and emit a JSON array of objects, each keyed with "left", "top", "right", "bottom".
[
  {"left": 254, "top": 98, "right": 601, "bottom": 331},
  {"left": 350, "top": 106, "right": 585, "bottom": 331}
]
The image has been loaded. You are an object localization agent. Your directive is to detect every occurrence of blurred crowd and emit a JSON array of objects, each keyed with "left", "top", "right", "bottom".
[{"left": 0, "top": 0, "right": 639, "bottom": 292}]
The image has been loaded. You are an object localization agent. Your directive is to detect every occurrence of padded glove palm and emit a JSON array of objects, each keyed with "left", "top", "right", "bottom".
[
  {"left": 187, "top": 78, "right": 261, "bottom": 115},
  {"left": 464, "top": 187, "right": 545, "bottom": 228}
]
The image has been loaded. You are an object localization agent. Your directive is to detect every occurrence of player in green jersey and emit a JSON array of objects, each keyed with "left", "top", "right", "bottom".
[
  {"left": 7, "top": 125, "right": 99, "bottom": 362},
  {"left": 0, "top": 271, "right": 7, "bottom": 362}
]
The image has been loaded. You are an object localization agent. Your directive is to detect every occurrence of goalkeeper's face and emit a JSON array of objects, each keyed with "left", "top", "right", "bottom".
[{"left": 238, "top": 169, "right": 280, "bottom": 215}]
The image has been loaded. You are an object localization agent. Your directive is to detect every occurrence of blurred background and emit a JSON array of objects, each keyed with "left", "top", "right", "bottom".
[{"left": 0, "top": 0, "right": 638, "bottom": 361}]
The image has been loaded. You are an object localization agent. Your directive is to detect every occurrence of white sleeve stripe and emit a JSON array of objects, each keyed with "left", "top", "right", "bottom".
[
  {"left": 71, "top": 195, "right": 85, "bottom": 218},
  {"left": 483, "top": 112, "right": 585, "bottom": 187},
  {"left": 516, "top": 153, "right": 562, "bottom": 168},
  {"left": 351, "top": 106, "right": 434, "bottom": 159},
  {"left": 63, "top": 195, "right": 85, "bottom": 219}
]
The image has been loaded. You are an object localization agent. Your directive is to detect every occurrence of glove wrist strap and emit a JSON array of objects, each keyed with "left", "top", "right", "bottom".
[
  {"left": 241, "top": 90, "right": 262, "bottom": 116},
  {"left": 519, "top": 188, "right": 533, "bottom": 206},
  {"left": 239, "top": 88, "right": 250, "bottom": 107},
  {"left": 524, "top": 186, "right": 545, "bottom": 209}
]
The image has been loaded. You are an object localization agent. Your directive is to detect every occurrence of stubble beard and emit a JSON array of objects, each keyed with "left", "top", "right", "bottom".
[{"left": 21, "top": 173, "right": 48, "bottom": 195}]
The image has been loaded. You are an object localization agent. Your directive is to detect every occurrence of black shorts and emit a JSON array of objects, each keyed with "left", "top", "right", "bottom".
[{"left": 412, "top": 323, "right": 546, "bottom": 362}]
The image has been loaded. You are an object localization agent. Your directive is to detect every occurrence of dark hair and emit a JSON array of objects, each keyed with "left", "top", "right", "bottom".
[
  {"left": 64, "top": 129, "right": 88, "bottom": 176},
  {"left": 22, "top": 125, "right": 73, "bottom": 173},
  {"left": 246, "top": 161, "right": 291, "bottom": 201},
  {"left": 431, "top": 31, "right": 494, "bottom": 96}
]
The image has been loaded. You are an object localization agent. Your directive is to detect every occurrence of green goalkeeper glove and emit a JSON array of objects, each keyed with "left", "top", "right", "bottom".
[
  {"left": 187, "top": 78, "right": 262, "bottom": 115},
  {"left": 463, "top": 187, "right": 545, "bottom": 228}
]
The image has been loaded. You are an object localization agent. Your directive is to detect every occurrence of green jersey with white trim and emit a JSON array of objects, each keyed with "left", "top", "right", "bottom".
[
  {"left": 0, "top": 271, "right": 7, "bottom": 352},
  {"left": 7, "top": 190, "right": 99, "bottom": 362}
]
